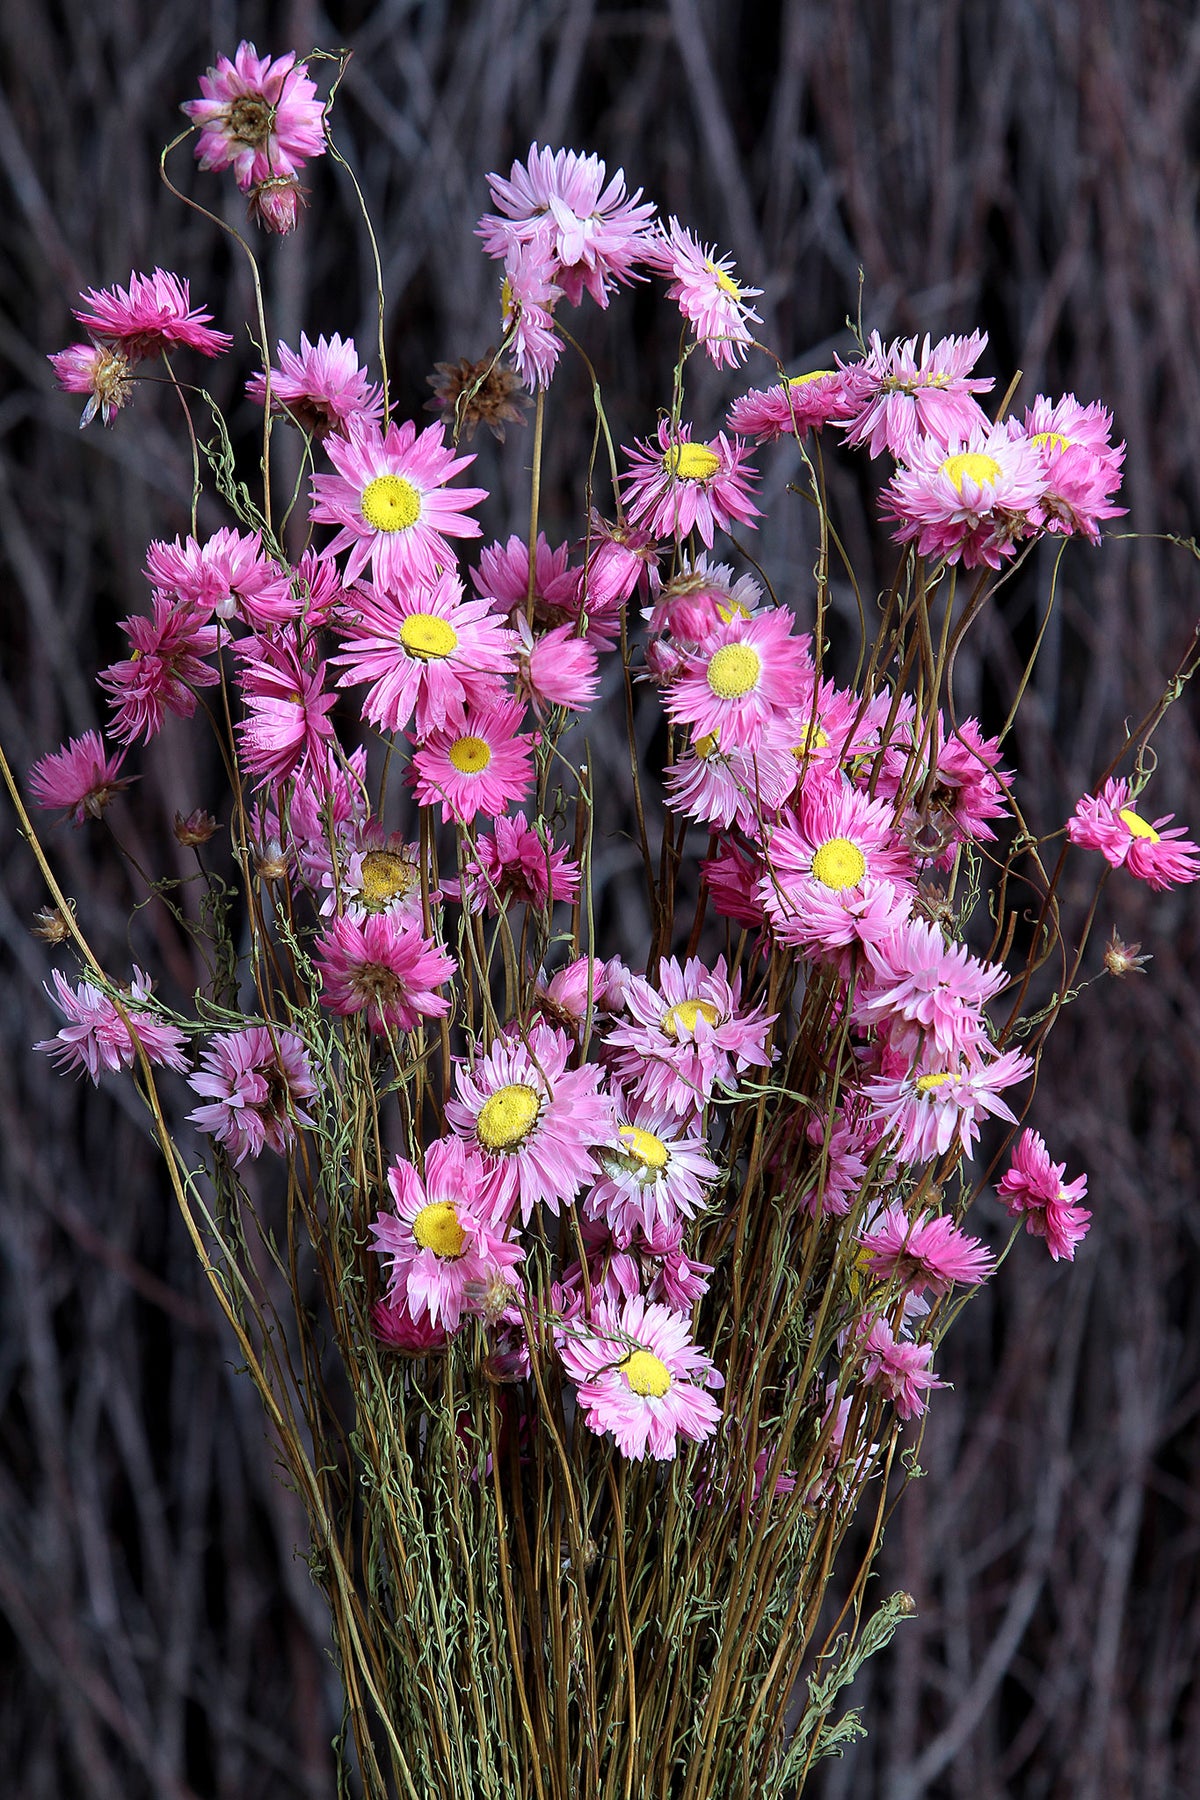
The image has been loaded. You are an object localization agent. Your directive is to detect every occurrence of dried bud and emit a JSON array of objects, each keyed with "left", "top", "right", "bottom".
[
  {"left": 32, "top": 903, "right": 74, "bottom": 944},
  {"left": 914, "top": 882, "right": 956, "bottom": 930},
  {"left": 174, "top": 808, "right": 218, "bottom": 847},
  {"left": 1103, "top": 929, "right": 1150, "bottom": 978},
  {"left": 247, "top": 176, "right": 306, "bottom": 235},
  {"left": 425, "top": 351, "right": 531, "bottom": 443},
  {"left": 253, "top": 841, "right": 290, "bottom": 883}
]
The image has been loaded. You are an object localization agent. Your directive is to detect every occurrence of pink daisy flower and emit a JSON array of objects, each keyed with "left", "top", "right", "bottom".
[
  {"left": 309, "top": 418, "right": 487, "bottom": 592},
  {"left": 314, "top": 912, "right": 455, "bottom": 1036},
  {"left": 330, "top": 570, "right": 515, "bottom": 736},
  {"left": 726, "top": 369, "right": 856, "bottom": 443},
  {"left": 858, "top": 1204, "right": 995, "bottom": 1296},
  {"left": 622, "top": 422, "right": 761, "bottom": 548},
  {"left": 1067, "top": 777, "right": 1200, "bottom": 890},
  {"left": 474, "top": 531, "right": 580, "bottom": 629},
  {"left": 499, "top": 242, "right": 564, "bottom": 389},
  {"left": 557, "top": 1294, "right": 724, "bottom": 1463},
  {"left": 858, "top": 1319, "right": 946, "bottom": 1420},
  {"left": 602, "top": 953, "right": 776, "bottom": 1120},
  {"left": 409, "top": 699, "right": 535, "bottom": 825},
  {"left": 642, "top": 216, "right": 762, "bottom": 369},
  {"left": 701, "top": 835, "right": 770, "bottom": 929},
  {"left": 246, "top": 333, "right": 383, "bottom": 438},
  {"left": 856, "top": 917, "right": 1008, "bottom": 1057},
  {"left": 862, "top": 1043, "right": 1033, "bottom": 1165},
  {"left": 29, "top": 730, "right": 134, "bottom": 825},
  {"left": 445, "top": 1021, "right": 614, "bottom": 1223},
  {"left": 644, "top": 553, "right": 764, "bottom": 646},
  {"left": 881, "top": 426, "right": 1044, "bottom": 570},
  {"left": 1012, "top": 393, "right": 1126, "bottom": 543},
  {"left": 246, "top": 175, "right": 306, "bottom": 236},
  {"left": 759, "top": 788, "right": 916, "bottom": 956},
  {"left": 48, "top": 341, "right": 135, "bottom": 428},
  {"left": 663, "top": 725, "right": 797, "bottom": 837},
  {"left": 99, "top": 593, "right": 220, "bottom": 744},
  {"left": 182, "top": 42, "right": 326, "bottom": 191},
  {"left": 371, "top": 1137, "right": 524, "bottom": 1332},
  {"left": 532, "top": 955, "right": 631, "bottom": 1040},
  {"left": 235, "top": 633, "right": 339, "bottom": 790},
  {"left": 453, "top": 812, "right": 580, "bottom": 915},
  {"left": 577, "top": 513, "right": 660, "bottom": 634},
  {"left": 585, "top": 1097, "right": 720, "bottom": 1243},
  {"left": 146, "top": 528, "right": 296, "bottom": 631},
  {"left": 317, "top": 829, "right": 427, "bottom": 927},
  {"left": 838, "top": 329, "right": 994, "bottom": 460},
  {"left": 36, "top": 966, "right": 189, "bottom": 1083},
  {"left": 511, "top": 616, "right": 600, "bottom": 717},
  {"left": 187, "top": 1025, "right": 317, "bottom": 1166},
  {"left": 665, "top": 607, "right": 812, "bottom": 754},
  {"left": 72, "top": 269, "right": 232, "bottom": 362},
  {"left": 997, "top": 1128, "right": 1091, "bottom": 1262},
  {"left": 478, "top": 143, "right": 657, "bottom": 309}
]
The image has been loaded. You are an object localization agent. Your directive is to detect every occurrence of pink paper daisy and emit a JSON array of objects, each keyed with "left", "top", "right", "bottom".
[
  {"left": 726, "top": 369, "right": 857, "bottom": 443},
  {"left": 99, "top": 593, "right": 220, "bottom": 744},
  {"left": 246, "top": 333, "right": 384, "bottom": 438},
  {"left": 36, "top": 966, "right": 189, "bottom": 1083},
  {"left": 644, "top": 553, "right": 764, "bottom": 646},
  {"left": 309, "top": 417, "right": 487, "bottom": 592},
  {"left": 511, "top": 616, "right": 600, "bottom": 717},
  {"left": 880, "top": 426, "right": 1044, "bottom": 570},
  {"left": 862, "top": 1043, "right": 1033, "bottom": 1165},
  {"left": 330, "top": 570, "right": 515, "bottom": 736},
  {"left": 997, "top": 1128, "right": 1092, "bottom": 1262},
  {"left": 316, "top": 829, "right": 427, "bottom": 927},
  {"left": 622, "top": 422, "right": 761, "bottom": 549},
  {"left": 664, "top": 725, "right": 797, "bottom": 837},
  {"left": 473, "top": 531, "right": 580, "bottom": 630},
  {"left": 182, "top": 42, "right": 326, "bottom": 191},
  {"left": 371, "top": 1292, "right": 450, "bottom": 1353},
  {"left": 187, "top": 1025, "right": 317, "bottom": 1165},
  {"left": 314, "top": 912, "right": 455, "bottom": 1036},
  {"left": 1067, "top": 777, "right": 1200, "bottom": 890},
  {"left": 642, "top": 216, "right": 762, "bottom": 369},
  {"left": 856, "top": 917, "right": 1008, "bottom": 1057},
  {"left": 838, "top": 329, "right": 994, "bottom": 461},
  {"left": 577, "top": 513, "right": 660, "bottom": 633},
  {"left": 499, "top": 242, "right": 564, "bottom": 388},
  {"left": 556, "top": 1294, "right": 724, "bottom": 1462},
  {"left": 146, "top": 528, "right": 297, "bottom": 631},
  {"left": 453, "top": 812, "right": 580, "bottom": 915},
  {"left": 409, "top": 699, "right": 535, "bottom": 825},
  {"left": 1012, "top": 393, "right": 1126, "bottom": 544},
  {"left": 858, "top": 1203, "right": 995, "bottom": 1296},
  {"left": 759, "top": 788, "right": 916, "bottom": 955},
  {"left": 858, "top": 1318, "right": 946, "bottom": 1421},
  {"left": 72, "top": 269, "right": 232, "bottom": 362},
  {"left": 665, "top": 607, "right": 812, "bottom": 754},
  {"left": 48, "top": 341, "right": 135, "bottom": 428},
  {"left": 585, "top": 1097, "right": 720, "bottom": 1243},
  {"left": 29, "top": 730, "right": 134, "bottom": 825},
  {"left": 235, "top": 632, "right": 339, "bottom": 790},
  {"left": 478, "top": 143, "right": 657, "bottom": 309},
  {"left": 371, "top": 1136, "right": 524, "bottom": 1332},
  {"left": 445, "top": 1021, "right": 614, "bottom": 1223},
  {"left": 602, "top": 953, "right": 776, "bottom": 1120}
]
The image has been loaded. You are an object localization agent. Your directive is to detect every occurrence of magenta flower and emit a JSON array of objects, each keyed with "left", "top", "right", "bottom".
[
  {"left": 858, "top": 1319, "right": 946, "bottom": 1420},
  {"left": 511, "top": 616, "right": 600, "bottom": 717},
  {"left": 309, "top": 418, "right": 487, "bottom": 593},
  {"left": 858, "top": 1204, "right": 995, "bottom": 1296},
  {"left": 759, "top": 788, "right": 916, "bottom": 957},
  {"left": 371, "top": 1292, "right": 449, "bottom": 1353},
  {"left": 642, "top": 216, "right": 762, "bottom": 369},
  {"left": 856, "top": 917, "right": 1008, "bottom": 1057},
  {"left": 187, "top": 1026, "right": 317, "bottom": 1165},
  {"left": 235, "top": 633, "right": 339, "bottom": 790},
  {"left": 182, "top": 42, "right": 326, "bottom": 192},
  {"left": 445, "top": 1022, "right": 614, "bottom": 1223},
  {"left": 838, "top": 330, "right": 994, "bottom": 461},
  {"left": 665, "top": 607, "right": 812, "bottom": 755},
  {"left": 409, "top": 699, "right": 535, "bottom": 825},
  {"left": 664, "top": 726, "right": 797, "bottom": 838},
  {"left": 453, "top": 812, "right": 580, "bottom": 915},
  {"left": 372, "top": 1136, "right": 524, "bottom": 1332},
  {"left": 726, "top": 369, "right": 856, "bottom": 443},
  {"left": 36, "top": 967, "right": 189, "bottom": 1083},
  {"left": 499, "top": 241, "right": 564, "bottom": 388},
  {"left": 146, "top": 528, "right": 297, "bottom": 630},
  {"left": 622, "top": 422, "right": 761, "bottom": 549},
  {"left": 478, "top": 143, "right": 657, "bottom": 309},
  {"left": 1067, "top": 777, "right": 1200, "bottom": 891},
  {"left": 602, "top": 954, "right": 776, "bottom": 1120},
  {"left": 48, "top": 341, "right": 135, "bottom": 428},
  {"left": 246, "top": 333, "right": 383, "bottom": 439},
  {"left": 474, "top": 532, "right": 580, "bottom": 627},
  {"left": 1012, "top": 392, "right": 1126, "bottom": 543},
  {"left": 314, "top": 912, "right": 455, "bottom": 1036},
  {"left": 29, "top": 730, "right": 134, "bottom": 825},
  {"left": 881, "top": 426, "right": 1045, "bottom": 570},
  {"left": 862, "top": 1044, "right": 1033, "bottom": 1165},
  {"left": 99, "top": 593, "right": 220, "bottom": 744},
  {"left": 330, "top": 571, "right": 515, "bottom": 737},
  {"left": 557, "top": 1294, "right": 724, "bottom": 1462},
  {"left": 72, "top": 269, "right": 232, "bottom": 362},
  {"left": 997, "top": 1128, "right": 1091, "bottom": 1262}
]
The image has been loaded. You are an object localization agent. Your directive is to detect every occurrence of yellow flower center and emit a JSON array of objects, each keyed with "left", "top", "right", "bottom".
[
  {"left": 1031, "top": 430, "right": 1072, "bottom": 454},
  {"left": 663, "top": 442, "right": 721, "bottom": 482},
  {"left": 662, "top": 998, "right": 720, "bottom": 1038},
  {"left": 1118, "top": 807, "right": 1160, "bottom": 842},
  {"left": 620, "top": 1348, "right": 673, "bottom": 1398},
  {"left": 448, "top": 735, "right": 492, "bottom": 774},
  {"left": 707, "top": 642, "right": 762, "bottom": 699},
  {"left": 789, "top": 369, "right": 833, "bottom": 385},
  {"left": 476, "top": 1082, "right": 540, "bottom": 1151},
  {"left": 940, "top": 452, "right": 1002, "bottom": 495},
  {"left": 361, "top": 474, "right": 421, "bottom": 533},
  {"left": 705, "top": 260, "right": 741, "bottom": 299},
  {"left": 412, "top": 1200, "right": 465, "bottom": 1258},
  {"left": 359, "top": 849, "right": 418, "bottom": 908},
  {"left": 810, "top": 836, "right": 867, "bottom": 889},
  {"left": 793, "top": 724, "right": 830, "bottom": 759},
  {"left": 400, "top": 612, "right": 458, "bottom": 660},
  {"left": 916, "top": 1071, "right": 954, "bottom": 1093},
  {"left": 618, "top": 1124, "right": 670, "bottom": 1170},
  {"left": 694, "top": 732, "right": 720, "bottom": 760},
  {"left": 716, "top": 599, "right": 753, "bottom": 624}
]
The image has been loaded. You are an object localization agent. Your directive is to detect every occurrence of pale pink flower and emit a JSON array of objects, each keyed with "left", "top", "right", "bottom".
[
  {"left": 36, "top": 966, "right": 189, "bottom": 1082},
  {"left": 858, "top": 1318, "right": 946, "bottom": 1420},
  {"left": 146, "top": 528, "right": 296, "bottom": 630},
  {"left": 858, "top": 1204, "right": 995, "bottom": 1295},
  {"left": 99, "top": 594, "right": 220, "bottom": 744},
  {"left": 857, "top": 917, "right": 1008, "bottom": 1056},
  {"left": 246, "top": 333, "right": 383, "bottom": 438},
  {"left": 48, "top": 341, "right": 135, "bottom": 428},
  {"left": 838, "top": 330, "right": 993, "bottom": 460},
  {"left": 317, "top": 829, "right": 427, "bottom": 927},
  {"left": 452, "top": 812, "right": 580, "bottom": 915},
  {"left": 665, "top": 607, "right": 812, "bottom": 754},
  {"left": 862, "top": 1044, "right": 1033, "bottom": 1164},
  {"left": 1067, "top": 777, "right": 1200, "bottom": 891},
  {"left": 29, "top": 731, "right": 134, "bottom": 825},
  {"left": 499, "top": 241, "right": 564, "bottom": 388},
  {"left": 557, "top": 1293, "right": 724, "bottom": 1462},
  {"left": 445, "top": 1021, "right": 615, "bottom": 1223},
  {"left": 642, "top": 217, "right": 762, "bottom": 368},
  {"left": 997, "top": 1128, "right": 1091, "bottom": 1262},
  {"left": 409, "top": 699, "right": 535, "bottom": 825},
  {"left": 235, "top": 633, "right": 339, "bottom": 789},
  {"left": 72, "top": 269, "right": 232, "bottom": 361},
  {"left": 182, "top": 42, "right": 326, "bottom": 191},
  {"left": 187, "top": 1026, "right": 317, "bottom": 1165},
  {"left": 602, "top": 954, "right": 776, "bottom": 1120},
  {"left": 585, "top": 1098, "right": 720, "bottom": 1243},
  {"left": 664, "top": 725, "right": 797, "bottom": 837},
  {"left": 727, "top": 369, "right": 856, "bottom": 442},
  {"left": 881, "top": 426, "right": 1044, "bottom": 569},
  {"left": 478, "top": 143, "right": 656, "bottom": 309},
  {"left": 309, "top": 418, "right": 487, "bottom": 592},
  {"left": 532, "top": 955, "right": 630, "bottom": 1038},
  {"left": 314, "top": 912, "right": 455, "bottom": 1035},
  {"left": 622, "top": 422, "right": 761, "bottom": 548},
  {"left": 372, "top": 1136, "right": 523, "bottom": 1332}
]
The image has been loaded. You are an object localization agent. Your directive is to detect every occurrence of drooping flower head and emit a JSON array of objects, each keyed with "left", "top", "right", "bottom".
[
  {"left": 452, "top": 812, "right": 580, "bottom": 915},
  {"left": 187, "top": 1026, "right": 318, "bottom": 1165},
  {"left": 1010, "top": 392, "right": 1126, "bottom": 544},
  {"left": 1067, "top": 777, "right": 1200, "bottom": 891},
  {"left": 72, "top": 269, "right": 232, "bottom": 362},
  {"left": 182, "top": 42, "right": 326, "bottom": 192},
  {"left": 622, "top": 422, "right": 761, "bottom": 549},
  {"left": 314, "top": 912, "right": 455, "bottom": 1036},
  {"left": 858, "top": 1204, "right": 995, "bottom": 1296},
  {"left": 146, "top": 528, "right": 297, "bottom": 631},
  {"left": 838, "top": 330, "right": 994, "bottom": 461},
  {"left": 858, "top": 1318, "right": 946, "bottom": 1420},
  {"left": 642, "top": 217, "right": 762, "bottom": 368},
  {"left": 996, "top": 1128, "right": 1091, "bottom": 1262},
  {"left": 235, "top": 631, "right": 339, "bottom": 790},
  {"left": 29, "top": 731, "right": 134, "bottom": 826},
  {"left": 99, "top": 593, "right": 221, "bottom": 744},
  {"left": 246, "top": 333, "right": 384, "bottom": 438},
  {"left": 36, "top": 967, "right": 189, "bottom": 1083},
  {"left": 726, "top": 369, "right": 857, "bottom": 443},
  {"left": 48, "top": 341, "right": 135, "bottom": 428},
  {"left": 478, "top": 143, "right": 657, "bottom": 309},
  {"left": 556, "top": 1293, "right": 724, "bottom": 1462}
]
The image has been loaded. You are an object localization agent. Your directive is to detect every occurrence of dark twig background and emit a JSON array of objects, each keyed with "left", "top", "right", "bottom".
[{"left": 1, "top": 2, "right": 1198, "bottom": 1795}]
